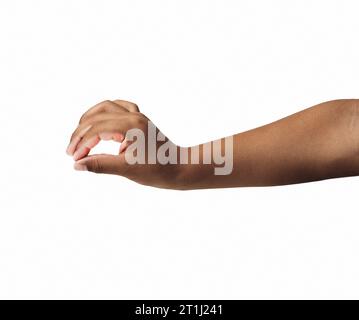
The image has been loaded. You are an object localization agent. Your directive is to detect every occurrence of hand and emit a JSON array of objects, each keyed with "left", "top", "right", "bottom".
[
  {"left": 66, "top": 100, "right": 184, "bottom": 189},
  {"left": 67, "top": 99, "right": 359, "bottom": 190}
]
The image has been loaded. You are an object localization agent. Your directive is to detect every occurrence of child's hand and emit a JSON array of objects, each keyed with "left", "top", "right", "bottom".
[{"left": 66, "top": 100, "right": 184, "bottom": 189}]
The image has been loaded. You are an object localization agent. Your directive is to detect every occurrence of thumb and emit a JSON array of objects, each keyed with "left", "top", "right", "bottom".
[{"left": 74, "top": 154, "right": 126, "bottom": 175}]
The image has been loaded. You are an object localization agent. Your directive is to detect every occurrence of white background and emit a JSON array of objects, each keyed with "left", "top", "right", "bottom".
[{"left": 0, "top": 0, "right": 358, "bottom": 299}]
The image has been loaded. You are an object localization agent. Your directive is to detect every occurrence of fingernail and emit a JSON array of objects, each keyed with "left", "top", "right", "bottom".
[
  {"left": 74, "top": 162, "right": 87, "bottom": 171},
  {"left": 66, "top": 125, "right": 92, "bottom": 156},
  {"left": 66, "top": 137, "right": 79, "bottom": 156},
  {"left": 66, "top": 145, "right": 73, "bottom": 155},
  {"left": 73, "top": 148, "right": 81, "bottom": 160},
  {"left": 73, "top": 146, "right": 87, "bottom": 161}
]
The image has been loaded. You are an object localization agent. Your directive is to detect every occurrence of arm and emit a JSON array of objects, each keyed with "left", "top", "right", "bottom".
[{"left": 67, "top": 99, "right": 359, "bottom": 190}]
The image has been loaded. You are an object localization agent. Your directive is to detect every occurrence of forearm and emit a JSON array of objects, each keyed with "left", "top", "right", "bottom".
[{"left": 177, "top": 99, "right": 359, "bottom": 189}]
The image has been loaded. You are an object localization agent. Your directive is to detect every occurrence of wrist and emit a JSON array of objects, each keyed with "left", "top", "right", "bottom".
[
  {"left": 169, "top": 147, "right": 192, "bottom": 190},
  {"left": 171, "top": 146, "right": 212, "bottom": 190}
]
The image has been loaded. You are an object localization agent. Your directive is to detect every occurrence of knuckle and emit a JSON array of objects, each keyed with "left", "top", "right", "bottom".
[
  {"left": 91, "top": 158, "right": 102, "bottom": 173},
  {"left": 101, "top": 99, "right": 112, "bottom": 105},
  {"left": 79, "top": 114, "right": 86, "bottom": 124},
  {"left": 100, "top": 100, "right": 113, "bottom": 112},
  {"left": 131, "top": 103, "right": 139, "bottom": 111},
  {"left": 131, "top": 113, "right": 147, "bottom": 128},
  {"left": 71, "top": 126, "right": 82, "bottom": 140},
  {"left": 70, "top": 132, "right": 76, "bottom": 141}
]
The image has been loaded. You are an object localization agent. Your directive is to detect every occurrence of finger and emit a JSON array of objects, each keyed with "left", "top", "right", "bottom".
[
  {"left": 73, "top": 130, "right": 125, "bottom": 161},
  {"left": 119, "top": 139, "right": 131, "bottom": 153},
  {"left": 66, "top": 124, "right": 92, "bottom": 156},
  {"left": 79, "top": 100, "right": 129, "bottom": 124},
  {"left": 113, "top": 99, "right": 140, "bottom": 112},
  {"left": 67, "top": 112, "right": 127, "bottom": 155},
  {"left": 74, "top": 154, "right": 128, "bottom": 175},
  {"left": 73, "top": 119, "right": 131, "bottom": 161}
]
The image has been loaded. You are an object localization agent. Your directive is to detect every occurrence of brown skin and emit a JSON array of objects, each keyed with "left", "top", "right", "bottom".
[{"left": 67, "top": 99, "right": 359, "bottom": 190}]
